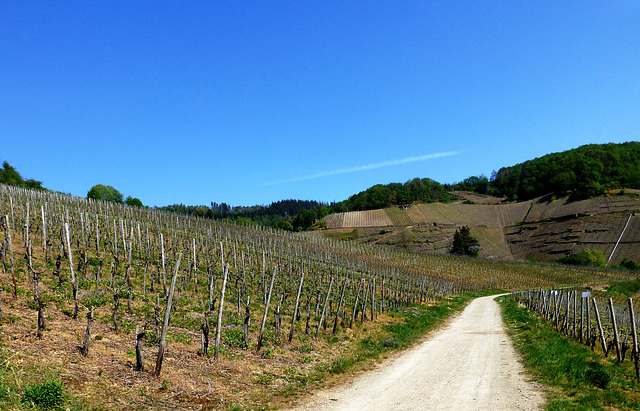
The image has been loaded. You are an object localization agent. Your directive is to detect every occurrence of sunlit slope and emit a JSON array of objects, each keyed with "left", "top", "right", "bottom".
[
  {"left": 326, "top": 201, "right": 531, "bottom": 229},
  {"left": 508, "top": 192, "right": 640, "bottom": 262},
  {"left": 323, "top": 191, "right": 640, "bottom": 264}
]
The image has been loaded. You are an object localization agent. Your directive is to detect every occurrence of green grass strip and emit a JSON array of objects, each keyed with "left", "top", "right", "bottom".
[{"left": 498, "top": 296, "right": 640, "bottom": 410}]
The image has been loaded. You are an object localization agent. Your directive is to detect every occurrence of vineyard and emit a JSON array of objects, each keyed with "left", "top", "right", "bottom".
[
  {"left": 0, "top": 184, "right": 629, "bottom": 409},
  {"left": 323, "top": 191, "right": 640, "bottom": 264}
]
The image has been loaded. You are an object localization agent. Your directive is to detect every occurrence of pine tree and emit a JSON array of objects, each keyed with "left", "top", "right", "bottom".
[{"left": 450, "top": 226, "right": 479, "bottom": 256}]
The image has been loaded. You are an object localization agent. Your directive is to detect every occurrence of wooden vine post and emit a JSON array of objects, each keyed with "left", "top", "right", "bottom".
[
  {"left": 135, "top": 324, "right": 145, "bottom": 371},
  {"left": 41, "top": 205, "right": 47, "bottom": 261},
  {"left": 592, "top": 298, "right": 607, "bottom": 354},
  {"left": 628, "top": 298, "right": 640, "bottom": 381},
  {"left": 213, "top": 262, "right": 229, "bottom": 361},
  {"left": 257, "top": 265, "right": 277, "bottom": 352},
  {"left": 64, "top": 222, "right": 79, "bottom": 319},
  {"left": 349, "top": 279, "right": 363, "bottom": 328},
  {"left": 609, "top": 298, "right": 622, "bottom": 362},
  {"left": 155, "top": 252, "right": 182, "bottom": 376},
  {"left": 4, "top": 215, "right": 16, "bottom": 297},
  {"left": 288, "top": 270, "right": 305, "bottom": 343},
  {"left": 79, "top": 307, "right": 94, "bottom": 356},
  {"left": 315, "top": 276, "right": 334, "bottom": 338},
  {"left": 333, "top": 278, "right": 347, "bottom": 334}
]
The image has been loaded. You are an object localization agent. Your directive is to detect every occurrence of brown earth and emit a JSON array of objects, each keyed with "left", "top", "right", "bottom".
[{"left": 0, "top": 285, "right": 403, "bottom": 410}]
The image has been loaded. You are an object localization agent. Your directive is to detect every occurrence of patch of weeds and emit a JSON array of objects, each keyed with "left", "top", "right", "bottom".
[
  {"left": 0, "top": 385, "right": 9, "bottom": 401},
  {"left": 222, "top": 326, "right": 247, "bottom": 348},
  {"left": 62, "top": 308, "right": 73, "bottom": 317},
  {"left": 329, "top": 357, "right": 357, "bottom": 374},
  {"left": 255, "top": 372, "right": 277, "bottom": 386},
  {"left": 263, "top": 328, "right": 283, "bottom": 347},
  {"left": 78, "top": 289, "right": 110, "bottom": 308},
  {"left": 22, "top": 381, "right": 64, "bottom": 410},
  {"left": 380, "top": 337, "right": 400, "bottom": 349},
  {"left": 224, "top": 311, "right": 242, "bottom": 326},
  {"left": 261, "top": 348, "right": 275, "bottom": 359},
  {"left": 282, "top": 365, "right": 298, "bottom": 382},
  {"left": 120, "top": 320, "right": 136, "bottom": 333},
  {"left": 169, "top": 314, "right": 200, "bottom": 330},
  {"left": 300, "top": 356, "right": 312, "bottom": 364},
  {"left": 167, "top": 331, "right": 191, "bottom": 344},
  {"left": 326, "top": 336, "right": 339, "bottom": 344},
  {"left": 315, "top": 362, "right": 330, "bottom": 373},
  {"left": 0, "top": 314, "right": 19, "bottom": 325},
  {"left": 145, "top": 330, "right": 159, "bottom": 346},
  {"left": 296, "top": 344, "right": 313, "bottom": 353}
]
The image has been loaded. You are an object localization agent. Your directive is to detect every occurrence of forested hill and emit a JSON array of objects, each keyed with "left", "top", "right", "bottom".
[
  {"left": 337, "top": 142, "right": 640, "bottom": 212},
  {"left": 491, "top": 142, "right": 640, "bottom": 201},
  {"left": 2, "top": 141, "right": 638, "bottom": 231},
  {"left": 161, "top": 199, "right": 328, "bottom": 230},
  {"left": 338, "top": 178, "right": 458, "bottom": 211}
]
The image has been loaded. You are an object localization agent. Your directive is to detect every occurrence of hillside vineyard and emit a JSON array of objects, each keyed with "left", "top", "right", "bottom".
[{"left": 0, "top": 183, "right": 619, "bottom": 408}]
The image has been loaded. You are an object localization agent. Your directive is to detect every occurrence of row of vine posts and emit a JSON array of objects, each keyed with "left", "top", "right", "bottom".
[
  {"left": 0, "top": 183, "right": 466, "bottom": 378},
  {"left": 512, "top": 289, "right": 640, "bottom": 381}
]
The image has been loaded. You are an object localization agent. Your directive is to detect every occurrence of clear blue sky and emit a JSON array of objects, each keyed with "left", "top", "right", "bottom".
[{"left": 2, "top": 1, "right": 639, "bottom": 207}]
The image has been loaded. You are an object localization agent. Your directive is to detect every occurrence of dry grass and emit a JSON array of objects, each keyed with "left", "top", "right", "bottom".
[{"left": 0, "top": 269, "right": 404, "bottom": 410}]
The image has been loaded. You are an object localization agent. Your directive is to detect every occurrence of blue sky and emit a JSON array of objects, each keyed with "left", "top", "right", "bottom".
[{"left": 2, "top": 1, "right": 639, "bottom": 207}]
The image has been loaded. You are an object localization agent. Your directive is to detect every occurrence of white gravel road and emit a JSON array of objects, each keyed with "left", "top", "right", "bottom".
[{"left": 288, "top": 295, "right": 545, "bottom": 410}]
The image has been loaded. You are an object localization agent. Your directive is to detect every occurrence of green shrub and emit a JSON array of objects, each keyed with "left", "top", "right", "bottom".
[
  {"left": 620, "top": 258, "right": 638, "bottom": 270},
  {"left": 557, "top": 248, "right": 606, "bottom": 267},
  {"left": 223, "top": 326, "right": 247, "bottom": 348},
  {"left": 79, "top": 290, "right": 110, "bottom": 308},
  {"left": 22, "top": 381, "right": 64, "bottom": 409}
]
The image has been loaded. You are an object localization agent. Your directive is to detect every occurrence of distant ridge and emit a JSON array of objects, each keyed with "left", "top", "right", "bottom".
[{"left": 322, "top": 190, "right": 640, "bottom": 264}]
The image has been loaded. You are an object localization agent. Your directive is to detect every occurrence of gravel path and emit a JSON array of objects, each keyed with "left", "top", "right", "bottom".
[{"left": 288, "top": 295, "right": 545, "bottom": 410}]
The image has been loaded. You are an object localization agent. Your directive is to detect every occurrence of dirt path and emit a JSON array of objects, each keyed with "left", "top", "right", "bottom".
[{"left": 288, "top": 295, "right": 545, "bottom": 410}]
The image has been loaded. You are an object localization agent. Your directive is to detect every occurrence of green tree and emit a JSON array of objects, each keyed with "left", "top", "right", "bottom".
[
  {"left": 275, "top": 220, "right": 294, "bottom": 231},
  {"left": 293, "top": 209, "right": 316, "bottom": 231},
  {"left": 557, "top": 248, "right": 606, "bottom": 267},
  {"left": 0, "top": 161, "right": 45, "bottom": 190},
  {"left": 87, "top": 184, "right": 124, "bottom": 204},
  {"left": 620, "top": 259, "right": 638, "bottom": 270},
  {"left": 449, "top": 226, "right": 479, "bottom": 256},
  {"left": 125, "top": 196, "right": 144, "bottom": 207},
  {"left": 0, "top": 161, "right": 23, "bottom": 186}
]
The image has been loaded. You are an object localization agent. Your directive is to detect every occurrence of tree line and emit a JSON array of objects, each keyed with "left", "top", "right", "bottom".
[
  {"left": 3, "top": 141, "right": 639, "bottom": 232},
  {"left": 0, "top": 161, "right": 45, "bottom": 191},
  {"left": 489, "top": 142, "right": 640, "bottom": 200}
]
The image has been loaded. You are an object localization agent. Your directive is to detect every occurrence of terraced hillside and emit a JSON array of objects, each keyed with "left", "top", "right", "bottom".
[
  {"left": 508, "top": 192, "right": 640, "bottom": 263},
  {"left": 322, "top": 190, "right": 640, "bottom": 263}
]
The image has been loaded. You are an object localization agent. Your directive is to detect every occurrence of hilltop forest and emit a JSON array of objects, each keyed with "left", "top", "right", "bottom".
[{"left": 2, "top": 142, "right": 639, "bottom": 231}]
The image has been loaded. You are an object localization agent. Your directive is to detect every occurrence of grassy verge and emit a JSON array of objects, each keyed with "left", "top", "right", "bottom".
[
  {"left": 0, "top": 347, "right": 90, "bottom": 411},
  {"left": 499, "top": 296, "right": 640, "bottom": 410},
  {"left": 276, "top": 290, "right": 501, "bottom": 406}
]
